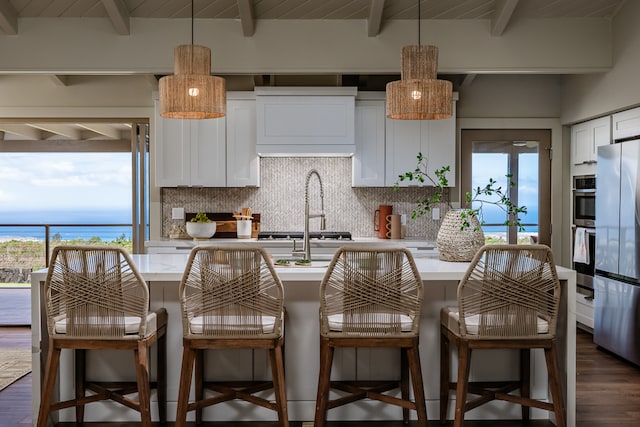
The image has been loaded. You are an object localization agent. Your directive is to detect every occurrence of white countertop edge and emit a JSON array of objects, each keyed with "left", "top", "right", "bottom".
[{"left": 30, "top": 253, "right": 575, "bottom": 283}]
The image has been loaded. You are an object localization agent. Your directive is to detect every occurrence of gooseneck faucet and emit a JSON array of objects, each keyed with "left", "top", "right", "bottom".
[{"left": 293, "top": 169, "right": 326, "bottom": 261}]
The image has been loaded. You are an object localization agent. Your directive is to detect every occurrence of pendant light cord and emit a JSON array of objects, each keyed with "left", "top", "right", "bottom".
[
  {"left": 417, "top": 0, "right": 421, "bottom": 45},
  {"left": 191, "top": 0, "right": 194, "bottom": 45}
]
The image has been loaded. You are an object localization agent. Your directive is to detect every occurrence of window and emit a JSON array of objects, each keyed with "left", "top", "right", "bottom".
[{"left": 461, "top": 129, "right": 551, "bottom": 245}]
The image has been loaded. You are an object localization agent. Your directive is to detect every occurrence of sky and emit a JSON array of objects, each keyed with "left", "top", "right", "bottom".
[
  {"left": 0, "top": 153, "right": 131, "bottom": 221},
  {"left": 471, "top": 152, "right": 539, "bottom": 226}
]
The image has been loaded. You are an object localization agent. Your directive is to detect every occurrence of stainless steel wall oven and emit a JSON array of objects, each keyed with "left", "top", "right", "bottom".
[
  {"left": 573, "top": 174, "right": 596, "bottom": 227},
  {"left": 573, "top": 174, "right": 596, "bottom": 290}
]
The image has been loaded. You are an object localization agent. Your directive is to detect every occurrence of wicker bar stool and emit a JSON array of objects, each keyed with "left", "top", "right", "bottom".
[
  {"left": 440, "top": 244, "right": 565, "bottom": 427},
  {"left": 314, "top": 245, "right": 427, "bottom": 427},
  {"left": 175, "top": 244, "right": 288, "bottom": 427},
  {"left": 36, "top": 245, "right": 167, "bottom": 427}
]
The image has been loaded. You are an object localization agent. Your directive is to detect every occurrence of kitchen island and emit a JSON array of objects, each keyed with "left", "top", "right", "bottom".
[{"left": 30, "top": 249, "right": 576, "bottom": 426}]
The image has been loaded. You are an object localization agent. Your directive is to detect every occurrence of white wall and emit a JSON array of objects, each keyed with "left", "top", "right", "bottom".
[
  {"left": 458, "top": 75, "right": 562, "bottom": 119},
  {"left": 0, "top": 75, "right": 155, "bottom": 108},
  {"left": 561, "top": 0, "right": 640, "bottom": 124},
  {"left": 0, "top": 18, "right": 612, "bottom": 75}
]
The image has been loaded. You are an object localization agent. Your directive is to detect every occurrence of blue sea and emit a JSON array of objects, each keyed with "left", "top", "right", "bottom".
[{"left": 0, "top": 210, "right": 132, "bottom": 242}]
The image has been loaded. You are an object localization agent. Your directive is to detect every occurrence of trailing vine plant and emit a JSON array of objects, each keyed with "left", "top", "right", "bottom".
[{"left": 393, "top": 152, "right": 528, "bottom": 231}]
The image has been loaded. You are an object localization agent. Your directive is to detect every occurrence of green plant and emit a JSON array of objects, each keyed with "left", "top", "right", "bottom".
[
  {"left": 394, "top": 152, "right": 527, "bottom": 231},
  {"left": 394, "top": 152, "right": 450, "bottom": 220},
  {"left": 190, "top": 212, "right": 212, "bottom": 223}
]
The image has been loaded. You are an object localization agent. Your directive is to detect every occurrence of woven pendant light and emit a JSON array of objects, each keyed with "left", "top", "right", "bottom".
[
  {"left": 158, "top": 1, "right": 226, "bottom": 119},
  {"left": 386, "top": 45, "right": 452, "bottom": 120},
  {"left": 386, "top": 1, "right": 452, "bottom": 120}
]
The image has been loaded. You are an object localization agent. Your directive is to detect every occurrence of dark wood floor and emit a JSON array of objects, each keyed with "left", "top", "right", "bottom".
[{"left": 1, "top": 327, "right": 639, "bottom": 426}]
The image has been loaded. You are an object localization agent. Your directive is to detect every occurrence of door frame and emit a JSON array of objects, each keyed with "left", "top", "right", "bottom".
[{"left": 460, "top": 128, "right": 552, "bottom": 245}]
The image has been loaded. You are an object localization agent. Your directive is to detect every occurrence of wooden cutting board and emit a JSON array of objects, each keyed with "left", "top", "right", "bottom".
[{"left": 185, "top": 212, "right": 261, "bottom": 238}]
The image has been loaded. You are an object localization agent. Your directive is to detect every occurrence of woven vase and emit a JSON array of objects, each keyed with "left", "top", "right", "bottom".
[{"left": 436, "top": 209, "right": 485, "bottom": 262}]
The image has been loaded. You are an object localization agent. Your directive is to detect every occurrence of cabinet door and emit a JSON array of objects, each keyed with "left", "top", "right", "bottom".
[
  {"left": 571, "top": 121, "right": 592, "bottom": 166},
  {"left": 227, "top": 100, "right": 260, "bottom": 187},
  {"left": 190, "top": 118, "right": 226, "bottom": 186},
  {"left": 154, "top": 100, "right": 190, "bottom": 187},
  {"left": 353, "top": 100, "right": 385, "bottom": 187},
  {"left": 571, "top": 116, "right": 610, "bottom": 166},
  {"left": 613, "top": 107, "right": 640, "bottom": 140},
  {"left": 385, "top": 119, "right": 421, "bottom": 187},
  {"left": 424, "top": 111, "right": 456, "bottom": 185},
  {"left": 591, "top": 116, "right": 611, "bottom": 160}
]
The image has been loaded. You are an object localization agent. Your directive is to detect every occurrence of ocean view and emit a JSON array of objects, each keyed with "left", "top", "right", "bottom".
[{"left": 0, "top": 210, "right": 132, "bottom": 242}]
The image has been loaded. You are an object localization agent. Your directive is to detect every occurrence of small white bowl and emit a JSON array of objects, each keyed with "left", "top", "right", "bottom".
[{"left": 186, "top": 222, "right": 216, "bottom": 239}]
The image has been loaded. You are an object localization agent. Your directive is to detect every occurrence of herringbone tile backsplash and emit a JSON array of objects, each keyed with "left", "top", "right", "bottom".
[{"left": 162, "top": 157, "right": 447, "bottom": 240}]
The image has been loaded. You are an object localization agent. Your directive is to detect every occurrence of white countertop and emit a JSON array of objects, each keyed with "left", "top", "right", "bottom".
[{"left": 36, "top": 252, "right": 572, "bottom": 284}]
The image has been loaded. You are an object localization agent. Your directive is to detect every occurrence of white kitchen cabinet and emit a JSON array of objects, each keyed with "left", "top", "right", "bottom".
[
  {"left": 255, "top": 87, "right": 357, "bottom": 155},
  {"left": 385, "top": 98, "right": 457, "bottom": 187},
  {"left": 226, "top": 98, "right": 260, "bottom": 187},
  {"left": 570, "top": 116, "right": 610, "bottom": 166},
  {"left": 612, "top": 106, "right": 640, "bottom": 140},
  {"left": 154, "top": 99, "right": 226, "bottom": 187},
  {"left": 352, "top": 99, "right": 386, "bottom": 186}
]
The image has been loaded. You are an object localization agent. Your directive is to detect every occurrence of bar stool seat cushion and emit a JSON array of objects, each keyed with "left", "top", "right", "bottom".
[
  {"left": 189, "top": 314, "right": 277, "bottom": 334},
  {"left": 327, "top": 313, "right": 414, "bottom": 332},
  {"left": 441, "top": 306, "right": 549, "bottom": 336},
  {"left": 53, "top": 312, "right": 162, "bottom": 338}
]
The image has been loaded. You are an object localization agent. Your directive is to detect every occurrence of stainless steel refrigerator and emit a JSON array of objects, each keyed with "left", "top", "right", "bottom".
[{"left": 595, "top": 139, "right": 640, "bottom": 365}]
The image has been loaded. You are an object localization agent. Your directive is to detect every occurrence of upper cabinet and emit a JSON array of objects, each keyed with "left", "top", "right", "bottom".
[
  {"left": 570, "top": 116, "right": 610, "bottom": 167},
  {"left": 154, "top": 94, "right": 259, "bottom": 187},
  {"left": 612, "top": 107, "right": 640, "bottom": 141},
  {"left": 385, "top": 96, "right": 457, "bottom": 187},
  {"left": 352, "top": 97, "right": 386, "bottom": 186},
  {"left": 226, "top": 97, "right": 260, "bottom": 187},
  {"left": 154, "top": 99, "right": 226, "bottom": 187},
  {"left": 255, "top": 87, "right": 356, "bottom": 156}
]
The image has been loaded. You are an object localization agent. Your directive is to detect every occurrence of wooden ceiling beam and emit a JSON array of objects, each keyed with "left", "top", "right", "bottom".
[
  {"left": 0, "top": 0, "right": 18, "bottom": 35},
  {"left": 28, "top": 123, "right": 83, "bottom": 140},
  {"left": 368, "top": 0, "right": 385, "bottom": 37},
  {"left": 0, "top": 124, "right": 42, "bottom": 140},
  {"left": 76, "top": 123, "right": 122, "bottom": 139},
  {"left": 236, "top": 0, "right": 255, "bottom": 37},
  {"left": 101, "top": 0, "right": 130, "bottom": 35},
  {"left": 48, "top": 75, "right": 68, "bottom": 86},
  {"left": 460, "top": 73, "right": 478, "bottom": 89},
  {"left": 491, "top": 0, "right": 519, "bottom": 36}
]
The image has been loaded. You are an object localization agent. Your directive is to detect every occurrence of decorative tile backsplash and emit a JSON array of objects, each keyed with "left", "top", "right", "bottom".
[{"left": 161, "top": 157, "right": 448, "bottom": 240}]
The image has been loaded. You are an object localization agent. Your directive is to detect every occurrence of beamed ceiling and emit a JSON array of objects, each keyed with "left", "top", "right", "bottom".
[{"left": 0, "top": 0, "right": 628, "bottom": 143}]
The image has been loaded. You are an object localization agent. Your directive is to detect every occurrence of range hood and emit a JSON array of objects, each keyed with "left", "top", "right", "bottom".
[{"left": 255, "top": 87, "right": 357, "bottom": 157}]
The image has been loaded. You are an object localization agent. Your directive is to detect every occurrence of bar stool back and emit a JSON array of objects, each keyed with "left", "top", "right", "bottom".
[
  {"left": 175, "top": 244, "right": 288, "bottom": 427},
  {"left": 315, "top": 245, "right": 428, "bottom": 427},
  {"left": 37, "top": 245, "right": 167, "bottom": 427},
  {"left": 440, "top": 244, "right": 565, "bottom": 427}
]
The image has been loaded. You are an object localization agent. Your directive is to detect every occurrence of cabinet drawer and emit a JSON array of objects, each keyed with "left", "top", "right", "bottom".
[{"left": 576, "top": 292, "right": 594, "bottom": 329}]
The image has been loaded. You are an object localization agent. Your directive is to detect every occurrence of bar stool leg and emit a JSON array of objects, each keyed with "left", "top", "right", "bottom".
[
  {"left": 314, "top": 338, "right": 334, "bottom": 427},
  {"left": 195, "top": 348, "right": 205, "bottom": 425},
  {"left": 521, "top": 348, "right": 531, "bottom": 421},
  {"left": 269, "top": 338, "right": 290, "bottom": 427},
  {"left": 75, "top": 349, "right": 86, "bottom": 423},
  {"left": 545, "top": 342, "right": 566, "bottom": 427},
  {"left": 440, "top": 327, "right": 450, "bottom": 424},
  {"left": 157, "top": 331, "right": 167, "bottom": 424},
  {"left": 407, "top": 343, "right": 428, "bottom": 427},
  {"left": 37, "top": 343, "right": 61, "bottom": 427},
  {"left": 400, "top": 347, "right": 410, "bottom": 423},
  {"left": 175, "top": 344, "right": 196, "bottom": 427},
  {"left": 454, "top": 342, "right": 472, "bottom": 427},
  {"left": 135, "top": 342, "right": 151, "bottom": 427}
]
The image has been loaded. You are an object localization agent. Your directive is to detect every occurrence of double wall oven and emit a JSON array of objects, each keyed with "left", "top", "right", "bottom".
[{"left": 573, "top": 174, "right": 596, "bottom": 291}]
